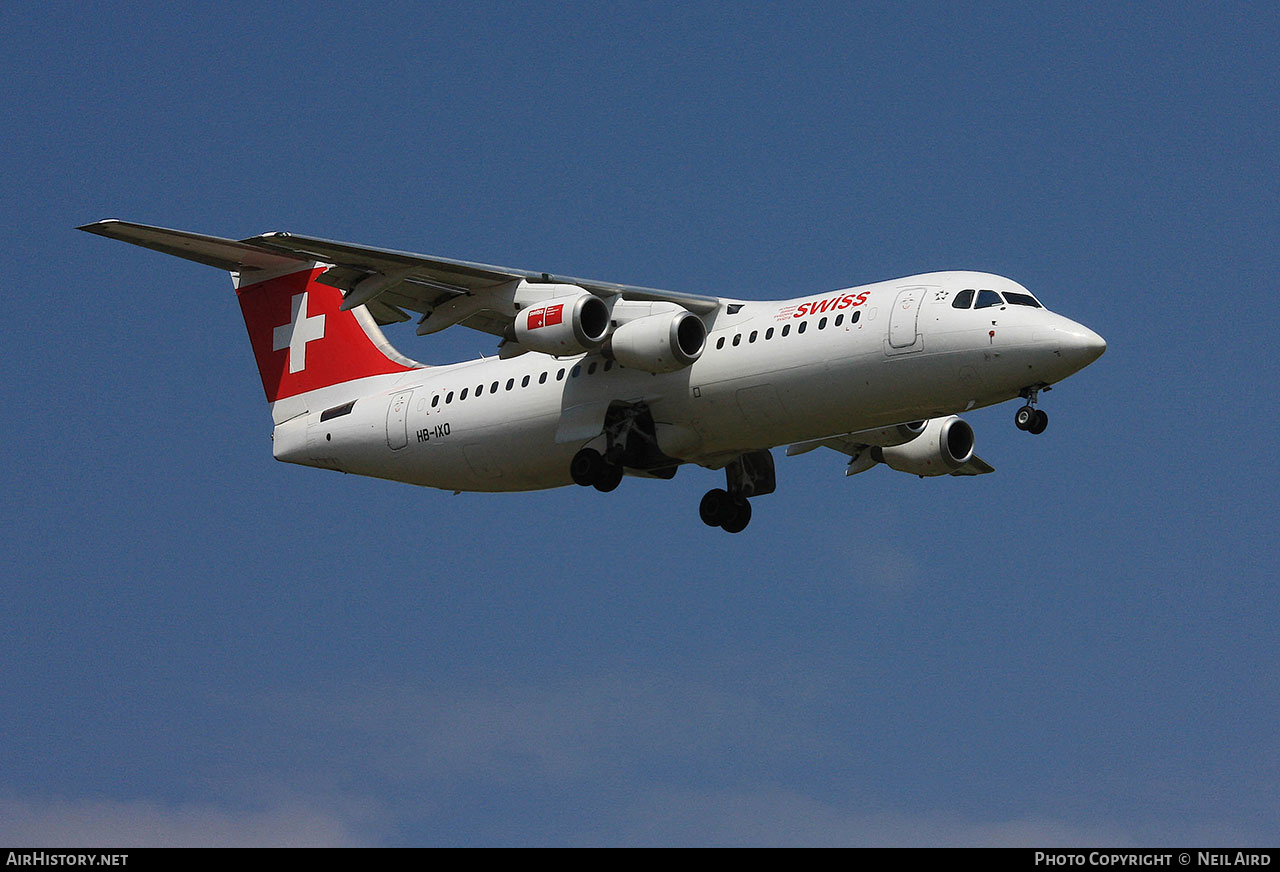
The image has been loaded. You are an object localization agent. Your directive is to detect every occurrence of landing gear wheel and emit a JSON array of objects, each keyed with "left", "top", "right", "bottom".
[
  {"left": 1028, "top": 408, "right": 1048, "bottom": 435},
  {"left": 570, "top": 448, "right": 603, "bottom": 487},
  {"left": 720, "top": 497, "right": 752, "bottom": 534},
  {"left": 1015, "top": 405, "right": 1035, "bottom": 431},
  {"left": 593, "top": 463, "right": 623, "bottom": 492},
  {"left": 699, "top": 488, "right": 734, "bottom": 527}
]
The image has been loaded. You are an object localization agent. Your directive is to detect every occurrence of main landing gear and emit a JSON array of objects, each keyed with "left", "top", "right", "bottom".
[
  {"left": 569, "top": 403, "right": 682, "bottom": 494},
  {"left": 699, "top": 488, "right": 752, "bottom": 533},
  {"left": 1014, "top": 385, "right": 1049, "bottom": 435},
  {"left": 570, "top": 447, "right": 624, "bottom": 492},
  {"left": 698, "top": 450, "right": 775, "bottom": 534},
  {"left": 573, "top": 435, "right": 776, "bottom": 535}
]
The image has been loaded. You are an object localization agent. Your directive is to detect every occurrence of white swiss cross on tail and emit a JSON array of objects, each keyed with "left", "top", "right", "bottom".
[
  {"left": 272, "top": 292, "right": 326, "bottom": 373},
  {"left": 236, "top": 267, "right": 415, "bottom": 404}
]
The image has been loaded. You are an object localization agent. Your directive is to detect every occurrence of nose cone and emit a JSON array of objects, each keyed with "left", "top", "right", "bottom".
[{"left": 1057, "top": 322, "right": 1107, "bottom": 370}]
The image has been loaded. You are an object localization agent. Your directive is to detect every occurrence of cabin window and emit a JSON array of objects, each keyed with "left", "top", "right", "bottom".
[
  {"left": 818, "top": 317, "right": 827, "bottom": 330},
  {"left": 834, "top": 314, "right": 843, "bottom": 327},
  {"left": 781, "top": 324, "right": 790, "bottom": 337},
  {"left": 766, "top": 327, "right": 774, "bottom": 340},
  {"left": 556, "top": 368, "right": 565, "bottom": 381},
  {"left": 446, "top": 391, "right": 454, "bottom": 404},
  {"left": 475, "top": 384, "right": 484, "bottom": 396},
  {"left": 604, "top": 360, "right": 613, "bottom": 371},
  {"left": 1004, "top": 292, "right": 1042, "bottom": 308},
  {"left": 975, "top": 290, "right": 1003, "bottom": 309},
  {"left": 732, "top": 334, "right": 741, "bottom": 347},
  {"left": 953, "top": 289, "right": 975, "bottom": 309},
  {"left": 491, "top": 381, "right": 499, "bottom": 393},
  {"left": 460, "top": 388, "right": 469, "bottom": 400},
  {"left": 749, "top": 330, "right": 757, "bottom": 343},
  {"left": 587, "top": 362, "right": 598, "bottom": 375},
  {"left": 431, "top": 395, "right": 440, "bottom": 408},
  {"left": 571, "top": 365, "right": 581, "bottom": 378},
  {"left": 798, "top": 321, "right": 807, "bottom": 334},
  {"left": 716, "top": 337, "right": 725, "bottom": 350},
  {"left": 521, "top": 375, "right": 530, "bottom": 388},
  {"left": 851, "top": 310, "right": 861, "bottom": 324},
  {"left": 506, "top": 378, "right": 514, "bottom": 391}
]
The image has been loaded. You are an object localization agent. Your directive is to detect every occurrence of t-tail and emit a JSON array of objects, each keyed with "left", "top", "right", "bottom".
[{"left": 78, "top": 220, "right": 424, "bottom": 427}]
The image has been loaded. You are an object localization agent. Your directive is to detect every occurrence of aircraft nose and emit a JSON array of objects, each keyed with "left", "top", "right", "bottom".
[{"left": 1056, "top": 322, "right": 1107, "bottom": 367}]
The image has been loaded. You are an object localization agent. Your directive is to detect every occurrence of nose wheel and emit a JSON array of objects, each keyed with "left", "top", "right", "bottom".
[
  {"left": 1015, "top": 405, "right": 1048, "bottom": 434},
  {"left": 1014, "top": 385, "right": 1049, "bottom": 435}
]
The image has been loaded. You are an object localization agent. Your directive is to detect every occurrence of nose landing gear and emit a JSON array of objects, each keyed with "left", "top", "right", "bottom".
[{"left": 1014, "top": 385, "right": 1050, "bottom": 435}]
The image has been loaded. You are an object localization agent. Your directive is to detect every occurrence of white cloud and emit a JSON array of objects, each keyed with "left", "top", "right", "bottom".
[
  {"left": 264, "top": 673, "right": 801, "bottom": 784},
  {"left": 0, "top": 796, "right": 365, "bottom": 848},
  {"left": 16, "top": 674, "right": 1269, "bottom": 846},
  {"left": 591, "top": 787, "right": 1142, "bottom": 847}
]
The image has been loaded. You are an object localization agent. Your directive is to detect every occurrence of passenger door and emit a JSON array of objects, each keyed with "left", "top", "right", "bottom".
[{"left": 887, "top": 286, "right": 926, "bottom": 354}]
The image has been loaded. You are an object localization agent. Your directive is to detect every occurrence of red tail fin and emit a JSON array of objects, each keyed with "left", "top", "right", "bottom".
[{"left": 237, "top": 267, "right": 417, "bottom": 403}]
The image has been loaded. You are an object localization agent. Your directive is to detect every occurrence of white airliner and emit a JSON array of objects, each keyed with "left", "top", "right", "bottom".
[{"left": 80, "top": 219, "right": 1105, "bottom": 532}]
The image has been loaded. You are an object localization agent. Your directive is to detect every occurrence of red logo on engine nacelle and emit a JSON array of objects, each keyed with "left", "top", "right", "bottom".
[{"left": 527, "top": 304, "right": 565, "bottom": 330}]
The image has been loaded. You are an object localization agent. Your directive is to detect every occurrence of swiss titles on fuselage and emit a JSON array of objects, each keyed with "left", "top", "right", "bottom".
[{"left": 775, "top": 291, "right": 870, "bottom": 321}]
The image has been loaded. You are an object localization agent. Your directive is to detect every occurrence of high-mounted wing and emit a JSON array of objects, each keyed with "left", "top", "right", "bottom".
[
  {"left": 242, "top": 231, "right": 723, "bottom": 336},
  {"left": 78, "top": 222, "right": 724, "bottom": 337}
]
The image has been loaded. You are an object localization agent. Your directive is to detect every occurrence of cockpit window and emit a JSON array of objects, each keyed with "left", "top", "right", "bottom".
[
  {"left": 952, "top": 289, "right": 975, "bottom": 309},
  {"left": 1003, "top": 292, "right": 1042, "bottom": 308},
  {"left": 975, "top": 290, "right": 1003, "bottom": 309}
]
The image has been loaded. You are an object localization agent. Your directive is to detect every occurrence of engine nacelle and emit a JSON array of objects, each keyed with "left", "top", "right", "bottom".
[
  {"left": 605, "top": 311, "right": 706, "bottom": 373},
  {"left": 874, "top": 416, "right": 975, "bottom": 476},
  {"left": 513, "top": 290, "right": 611, "bottom": 355}
]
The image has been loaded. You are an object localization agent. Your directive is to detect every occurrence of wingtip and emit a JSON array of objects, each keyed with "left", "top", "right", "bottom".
[{"left": 76, "top": 219, "right": 122, "bottom": 232}]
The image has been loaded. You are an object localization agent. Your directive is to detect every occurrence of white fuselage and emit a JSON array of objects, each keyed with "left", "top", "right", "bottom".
[{"left": 272, "top": 271, "right": 1104, "bottom": 492}]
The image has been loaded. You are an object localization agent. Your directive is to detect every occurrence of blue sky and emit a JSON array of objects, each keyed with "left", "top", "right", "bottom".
[{"left": 3, "top": 1, "right": 1277, "bottom": 846}]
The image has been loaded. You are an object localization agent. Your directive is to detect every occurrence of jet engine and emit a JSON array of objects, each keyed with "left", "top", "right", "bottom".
[
  {"left": 513, "top": 290, "right": 610, "bottom": 355},
  {"left": 605, "top": 310, "right": 706, "bottom": 374},
  {"left": 873, "top": 416, "right": 975, "bottom": 476}
]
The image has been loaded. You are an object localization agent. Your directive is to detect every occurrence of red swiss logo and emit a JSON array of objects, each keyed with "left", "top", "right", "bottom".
[{"left": 526, "top": 304, "right": 564, "bottom": 330}]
